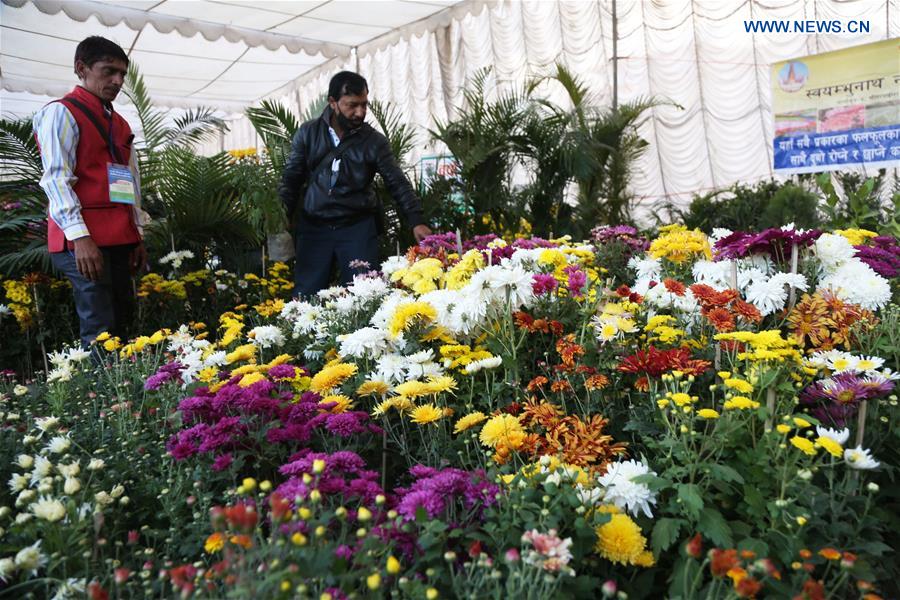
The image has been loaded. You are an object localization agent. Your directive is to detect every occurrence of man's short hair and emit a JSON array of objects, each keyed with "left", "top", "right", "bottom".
[
  {"left": 328, "top": 71, "right": 368, "bottom": 101},
  {"left": 74, "top": 36, "right": 129, "bottom": 68}
]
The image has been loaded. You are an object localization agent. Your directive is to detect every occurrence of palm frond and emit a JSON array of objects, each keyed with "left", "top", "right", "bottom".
[{"left": 369, "top": 99, "right": 416, "bottom": 168}]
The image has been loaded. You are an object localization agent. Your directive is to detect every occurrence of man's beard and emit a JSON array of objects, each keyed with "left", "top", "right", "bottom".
[{"left": 336, "top": 110, "right": 363, "bottom": 131}]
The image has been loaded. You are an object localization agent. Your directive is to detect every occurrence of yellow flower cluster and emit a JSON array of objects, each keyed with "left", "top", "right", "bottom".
[
  {"left": 595, "top": 301, "right": 639, "bottom": 343},
  {"left": 644, "top": 314, "right": 683, "bottom": 345},
  {"left": 137, "top": 273, "right": 187, "bottom": 300},
  {"left": 227, "top": 147, "right": 258, "bottom": 160},
  {"left": 479, "top": 414, "right": 525, "bottom": 450},
  {"left": 310, "top": 362, "right": 358, "bottom": 393},
  {"left": 391, "top": 258, "right": 444, "bottom": 294},
  {"left": 649, "top": 225, "right": 711, "bottom": 264},
  {"left": 439, "top": 344, "right": 493, "bottom": 369},
  {"left": 2, "top": 280, "right": 35, "bottom": 329},
  {"left": 445, "top": 250, "right": 485, "bottom": 290},
  {"left": 715, "top": 330, "right": 802, "bottom": 363},
  {"left": 254, "top": 298, "right": 285, "bottom": 317},
  {"left": 595, "top": 511, "right": 654, "bottom": 566},
  {"left": 388, "top": 301, "right": 437, "bottom": 338},
  {"left": 834, "top": 228, "right": 877, "bottom": 247},
  {"left": 218, "top": 312, "right": 245, "bottom": 347}
]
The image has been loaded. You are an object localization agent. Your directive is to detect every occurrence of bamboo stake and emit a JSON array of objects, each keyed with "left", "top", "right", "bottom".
[
  {"left": 455, "top": 228, "right": 463, "bottom": 255},
  {"left": 855, "top": 400, "right": 867, "bottom": 447},
  {"left": 765, "top": 387, "right": 776, "bottom": 431},
  {"left": 730, "top": 261, "right": 738, "bottom": 290},
  {"left": 787, "top": 243, "right": 799, "bottom": 311}
]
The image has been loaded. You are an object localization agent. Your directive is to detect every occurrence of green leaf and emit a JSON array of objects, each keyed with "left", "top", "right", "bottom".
[
  {"left": 676, "top": 483, "right": 704, "bottom": 519},
  {"left": 697, "top": 508, "right": 732, "bottom": 548},
  {"left": 651, "top": 517, "right": 685, "bottom": 555},
  {"left": 707, "top": 464, "right": 744, "bottom": 485},
  {"left": 632, "top": 473, "right": 673, "bottom": 492}
]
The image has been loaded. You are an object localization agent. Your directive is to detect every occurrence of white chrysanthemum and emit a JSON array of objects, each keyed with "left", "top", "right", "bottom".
[
  {"left": 330, "top": 294, "right": 356, "bottom": 315},
  {"left": 628, "top": 256, "right": 662, "bottom": 281},
  {"left": 818, "top": 261, "right": 891, "bottom": 310},
  {"left": 406, "top": 349, "right": 434, "bottom": 364},
  {"left": 464, "top": 356, "right": 504, "bottom": 374},
  {"left": 369, "top": 290, "right": 410, "bottom": 329},
  {"left": 65, "top": 347, "right": 91, "bottom": 362},
  {"left": 575, "top": 484, "right": 604, "bottom": 507},
  {"left": 48, "top": 350, "right": 68, "bottom": 368},
  {"left": 7, "top": 474, "right": 28, "bottom": 493},
  {"left": 63, "top": 478, "right": 81, "bottom": 495},
  {"left": 50, "top": 578, "right": 86, "bottom": 600},
  {"left": 844, "top": 446, "right": 879, "bottom": 470},
  {"left": 405, "top": 360, "right": 443, "bottom": 380},
  {"left": 31, "top": 496, "right": 66, "bottom": 522},
  {"left": 86, "top": 458, "right": 105, "bottom": 471},
  {"left": 0, "top": 304, "right": 10, "bottom": 317},
  {"left": 337, "top": 327, "right": 390, "bottom": 359},
  {"left": 691, "top": 260, "right": 732, "bottom": 290},
  {"left": 56, "top": 462, "right": 79, "bottom": 478},
  {"left": 816, "top": 426, "right": 850, "bottom": 445},
  {"left": 744, "top": 277, "right": 787, "bottom": 316},
  {"left": 374, "top": 354, "right": 407, "bottom": 384},
  {"left": 709, "top": 228, "right": 733, "bottom": 243},
  {"left": 34, "top": 417, "right": 60, "bottom": 432},
  {"left": 16, "top": 454, "right": 33, "bottom": 469},
  {"left": 855, "top": 355, "right": 885, "bottom": 372},
  {"left": 0, "top": 557, "right": 15, "bottom": 583},
  {"left": 597, "top": 459, "right": 658, "bottom": 518},
  {"left": 248, "top": 325, "right": 285, "bottom": 349},
  {"left": 380, "top": 255, "right": 410, "bottom": 277},
  {"left": 46, "top": 364, "right": 74, "bottom": 383},
  {"left": 166, "top": 325, "right": 194, "bottom": 353},
  {"left": 814, "top": 233, "right": 857, "bottom": 273},
  {"left": 644, "top": 285, "right": 699, "bottom": 314},
  {"left": 30, "top": 456, "right": 53, "bottom": 484},
  {"left": 317, "top": 286, "right": 345, "bottom": 300},
  {"left": 347, "top": 275, "right": 389, "bottom": 300},
  {"left": 46, "top": 436, "right": 71, "bottom": 455},
  {"left": 14, "top": 540, "right": 46, "bottom": 572}
]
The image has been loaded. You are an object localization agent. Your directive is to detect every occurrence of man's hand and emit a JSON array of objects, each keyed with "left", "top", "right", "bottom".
[
  {"left": 73, "top": 237, "right": 104, "bottom": 282},
  {"left": 130, "top": 241, "right": 148, "bottom": 275},
  {"left": 412, "top": 224, "right": 432, "bottom": 243}
]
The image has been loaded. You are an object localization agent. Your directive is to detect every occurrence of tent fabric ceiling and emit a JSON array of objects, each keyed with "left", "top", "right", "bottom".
[{"left": 0, "top": 0, "right": 480, "bottom": 110}]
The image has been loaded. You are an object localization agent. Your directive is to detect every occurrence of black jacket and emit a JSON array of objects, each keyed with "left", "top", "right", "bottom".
[{"left": 278, "top": 106, "right": 425, "bottom": 228}]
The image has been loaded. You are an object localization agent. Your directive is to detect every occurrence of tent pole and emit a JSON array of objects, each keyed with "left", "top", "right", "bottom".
[{"left": 612, "top": 0, "right": 618, "bottom": 110}]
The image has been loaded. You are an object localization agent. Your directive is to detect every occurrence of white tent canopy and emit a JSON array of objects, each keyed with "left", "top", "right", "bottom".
[
  {"left": 1, "top": 0, "right": 472, "bottom": 111},
  {"left": 2, "top": 0, "right": 898, "bottom": 210}
]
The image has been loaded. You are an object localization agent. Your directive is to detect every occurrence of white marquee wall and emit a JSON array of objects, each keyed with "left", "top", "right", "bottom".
[{"left": 203, "top": 0, "right": 899, "bottom": 214}]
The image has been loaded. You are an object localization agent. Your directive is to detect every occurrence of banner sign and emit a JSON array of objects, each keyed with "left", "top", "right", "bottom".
[{"left": 772, "top": 38, "right": 899, "bottom": 173}]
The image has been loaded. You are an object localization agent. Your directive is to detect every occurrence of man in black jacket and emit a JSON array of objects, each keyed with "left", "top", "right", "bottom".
[{"left": 279, "top": 71, "right": 431, "bottom": 297}]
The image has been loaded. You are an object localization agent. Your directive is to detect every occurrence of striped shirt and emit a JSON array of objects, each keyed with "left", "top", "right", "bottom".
[{"left": 33, "top": 101, "right": 143, "bottom": 242}]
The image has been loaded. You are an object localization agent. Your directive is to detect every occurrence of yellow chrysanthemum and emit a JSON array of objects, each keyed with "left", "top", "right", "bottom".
[
  {"left": 834, "top": 228, "right": 877, "bottom": 247},
  {"left": 790, "top": 436, "right": 817, "bottom": 456},
  {"left": 724, "top": 378, "right": 754, "bottom": 393},
  {"left": 723, "top": 396, "right": 760, "bottom": 410},
  {"left": 424, "top": 375, "right": 457, "bottom": 394},
  {"left": 595, "top": 513, "right": 648, "bottom": 565},
  {"left": 479, "top": 414, "right": 525, "bottom": 450},
  {"left": 238, "top": 372, "right": 267, "bottom": 388},
  {"left": 225, "top": 344, "right": 256, "bottom": 364},
  {"left": 815, "top": 436, "right": 843, "bottom": 458},
  {"left": 696, "top": 409, "right": 720, "bottom": 420},
  {"left": 393, "top": 380, "right": 432, "bottom": 399},
  {"left": 356, "top": 380, "right": 390, "bottom": 397},
  {"left": 387, "top": 302, "right": 437, "bottom": 338},
  {"left": 409, "top": 404, "right": 443, "bottom": 425},
  {"left": 204, "top": 532, "right": 225, "bottom": 553},
  {"left": 309, "top": 363, "right": 358, "bottom": 393},
  {"left": 454, "top": 412, "right": 487, "bottom": 433},
  {"left": 320, "top": 394, "right": 353, "bottom": 413}
]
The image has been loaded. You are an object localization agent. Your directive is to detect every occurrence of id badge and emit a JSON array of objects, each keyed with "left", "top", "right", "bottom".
[{"left": 108, "top": 163, "right": 136, "bottom": 205}]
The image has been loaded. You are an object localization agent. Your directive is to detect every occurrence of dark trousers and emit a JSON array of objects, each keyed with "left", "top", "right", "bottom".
[
  {"left": 293, "top": 216, "right": 380, "bottom": 298},
  {"left": 50, "top": 244, "right": 135, "bottom": 349}
]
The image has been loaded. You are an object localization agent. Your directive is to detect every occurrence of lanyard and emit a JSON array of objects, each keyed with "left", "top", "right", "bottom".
[{"left": 60, "top": 95, "right": 124, "bottom": 164}]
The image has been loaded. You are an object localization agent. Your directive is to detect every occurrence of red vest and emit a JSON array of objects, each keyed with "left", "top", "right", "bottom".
[{"left": 43, "top": 86, "right": 141, "bottom": 252}]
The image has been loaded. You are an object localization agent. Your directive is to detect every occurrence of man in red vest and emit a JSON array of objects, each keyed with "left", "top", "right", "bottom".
[{"left": 33, "top": 36, "right": 147, "bottom": 349}]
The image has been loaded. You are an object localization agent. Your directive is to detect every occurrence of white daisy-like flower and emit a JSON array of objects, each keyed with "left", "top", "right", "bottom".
[
  {"left": 575, "top": 484, "right": 604, "bottom": 507},
  {"left": 854, "top": 355, "right": 885, "bottom": 372},
  {"left": 46, "top": 436, "right": 71, "bottom": 455},
  {"left": 248, "top": 325, "right": 285, "bottom": 349},
  {"left": 406, "top": 349, "right": 434, "bottom": 364},
  {"left": 50, "top": 578, "right": 86, "bottom": 600},
  {"left": 815, "top": 426, "right": 850, "bottom": 445},
  {"left": 34, "top": 416, "right": 60, "bottom": 432},
  {"left": 844, "top": 446, "right": 879, "bottom": 470},
  {"left": 709, "top": 228, "right": 733, "bottom": 243},
  {"left": 597, "top": 459, "right": 658, "bottom": 518},
  {"left": 814, "top": 233, "right": 857, "bottom": 273},
  {"left": 380, "top": 255, "right": 410, "bottom": 277},
  {"left": 57, "top": 462, "right": 80, "bottom": 480},
  {"left": 30, "top": 456, "right": 53, "bottom": 484},
  {"left": 47, "top": 364, "right": 74, "bottom": 383},
  {"left": 628, "top": 256, "right": 662, "bottom": 281},
  {"left": 7, "top": 473, "right": 28, "bottom": 493},
  {"left": 86, "top": 458, "right": 105, "bottom": 471},
  {"left": 31, "top": 496, "right": 66, "bottom": 522},
  {"left": 0, "top": 557, "right": 15, "bottom": 583},
  {"left": 16, "top": 454, "right": 33, "bottom": 469},
  {"left": 65, "top": 347, "right": 91, "bottom": 363},
  {"left": 337, "top": 327, "right": 390, "bottom": 359},
  {"left": 0, "top": 304, "right": 10, "bottom": 317},
  {"left": 14, "top": 540, "right": 46, "bottom": 573}
]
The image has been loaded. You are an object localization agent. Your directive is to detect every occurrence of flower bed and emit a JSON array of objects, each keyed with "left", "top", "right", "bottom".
[{"left": 1, "top": 225, "right": 898, "bottom": 599}]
